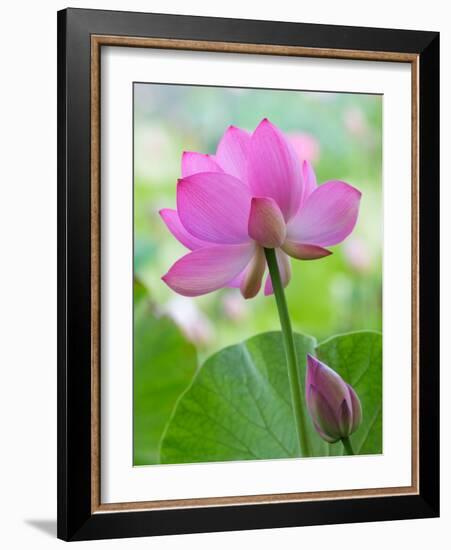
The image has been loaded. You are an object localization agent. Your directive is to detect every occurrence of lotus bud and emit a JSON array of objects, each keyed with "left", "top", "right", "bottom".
[{"left": 305, "top": 354, "right": 362, "bottom": 443}]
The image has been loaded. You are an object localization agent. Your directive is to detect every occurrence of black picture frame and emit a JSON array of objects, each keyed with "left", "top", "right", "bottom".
[{"left": 57, "top": 7, "right": 439, "bottom": 541}]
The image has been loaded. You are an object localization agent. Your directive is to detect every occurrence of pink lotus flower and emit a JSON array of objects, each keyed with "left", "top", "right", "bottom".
[
  {"left": 288, "top": 132, "right": 320, "bottom": 163},
  {"left": 305, "top": 354, "right": 362, "bottom": 443},
  {"left": 160, "top": 119, "right": 361, "bottom": 299}
]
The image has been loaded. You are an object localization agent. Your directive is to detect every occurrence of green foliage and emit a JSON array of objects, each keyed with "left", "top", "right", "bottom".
[
  {"left": 160, "top": 331, "right": 328, "bottom": 464},
  {"left": 133, "top": 277, "right": 148, "bottom": 307},
  {"left": 133, "top": 284, "right": 198, "bottom": 465},
  {"left": 160, "top": 330, "right": 382, "bottom": 464},
  {"left": 316, "top": 331, "right": 382, "bottom": 455}
]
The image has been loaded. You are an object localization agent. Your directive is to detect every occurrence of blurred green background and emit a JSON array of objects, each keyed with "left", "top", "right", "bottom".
[
  {"left": 134, "top": 84, "right": 382, "bottom": 357},
  {"left": 133, "top": 83, "right": 382, "bottom": 465}
]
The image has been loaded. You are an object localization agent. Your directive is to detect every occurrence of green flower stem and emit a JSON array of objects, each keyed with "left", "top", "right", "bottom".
[
  {"left": 341, "top": 437, "right": 355, "bottom": 456},
  {"left": 264, "top": 247, "right": 311, "bottom": 458}
]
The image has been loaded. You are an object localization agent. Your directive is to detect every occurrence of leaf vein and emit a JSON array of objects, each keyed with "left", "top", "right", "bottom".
[{"left": 355, "top": 404, "right": 382, "bottom": 454}]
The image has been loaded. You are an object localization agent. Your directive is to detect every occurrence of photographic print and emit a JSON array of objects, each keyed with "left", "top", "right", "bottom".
[
  {"left": 133, "top": 83, "right": 383, "bottom": 466},
  {"left": 58, "top": 11, "right": 439, "bottom": 539}
]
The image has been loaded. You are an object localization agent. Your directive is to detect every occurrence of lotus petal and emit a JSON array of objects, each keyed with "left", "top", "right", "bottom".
[
  {"left": 181, "top": 151, "right": 222, "bottom": 177},
  {"left": 162, "top": 243, "right": 255, "bottom": 297},
  {"left": 215, "top": 125, "right": 251, "bottom": 184},
  {"left": 177, "top": 172, "right": 252, "bottom": 245},
  {"left": 287, "top": 181, "right": 361, "bottom": 246},
  {"left": 248, "top": 119, "right": 302, "bottom": 220},
  {"left": 248, "top": 197, "right": 286, "bottom": 248},
  {"left": 159, "top": 208, "right": 208, "bottom": 250}
]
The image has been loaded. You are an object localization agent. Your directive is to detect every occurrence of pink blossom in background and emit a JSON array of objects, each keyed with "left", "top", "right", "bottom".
[
  {"left": 288, "top": 132, "right": 320, "bottom": 164},
  {"left": 343, "top": 107, "right": 368, "bottom": 138},
  {"left": 305, "top": 354, "right": 362, "bottom": 443},
  {"left": 135, "top": 125, "right": 172, "bottom": 181},
  {"left": 160, "top": 119, "right": 362, "bottom": 299},
  {"left": 162, "top": 296, "right": 214, "bottom": 346},
  {"left": 343, "top": 236, "right": 372, "bottom": 274},
  {"left": 221, "top": 292, "right": 248, "bottom": 322}
]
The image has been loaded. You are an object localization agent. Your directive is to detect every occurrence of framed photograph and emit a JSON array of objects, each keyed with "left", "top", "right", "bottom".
[{"left": 57, "top": 8, "right": 439, "bottom": 541}]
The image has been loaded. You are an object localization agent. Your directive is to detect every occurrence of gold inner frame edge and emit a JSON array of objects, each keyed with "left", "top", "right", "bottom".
[{"left": 90, "top": 35, "right": 420, "bottom": 514}]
